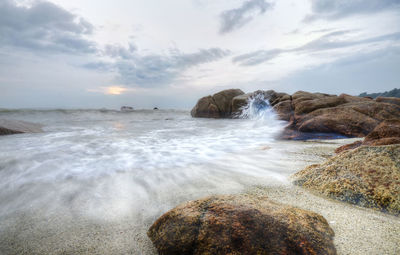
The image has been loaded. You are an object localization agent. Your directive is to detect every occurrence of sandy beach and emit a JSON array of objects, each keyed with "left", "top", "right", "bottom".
[{"left": 1, "top": 137, "right": 398, "bottom": 255}]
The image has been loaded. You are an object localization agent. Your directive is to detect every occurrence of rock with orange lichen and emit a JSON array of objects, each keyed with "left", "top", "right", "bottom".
[
  {"left": 148, "top": 194, "right": 336, "bottom": 255},
  {"left": 293, "top": 145, "right": 400, "bottom": 215}
]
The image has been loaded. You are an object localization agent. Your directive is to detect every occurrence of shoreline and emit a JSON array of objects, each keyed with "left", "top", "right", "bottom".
[{"left": 0, "top": 137, "right": 398, "bottom": 254}]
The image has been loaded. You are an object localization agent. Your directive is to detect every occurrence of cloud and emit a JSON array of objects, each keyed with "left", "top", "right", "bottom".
[
  {"left": 305, "top": 0, "right": 400, "bottom": 22},
  {"left": 233, "top": 30, "right": 400, "bottom": 66},
  {"left": 85, "top": 47, "right": 231, "bottom": 87},
  {"left": 0, "top": 0, "right": 96, "bottom": 54},
  {"left": 219, "top": 0, "right": 273, "bottom": 34},
  {"left": 277, "top": 45, "right": 400, "bottom": 95}
]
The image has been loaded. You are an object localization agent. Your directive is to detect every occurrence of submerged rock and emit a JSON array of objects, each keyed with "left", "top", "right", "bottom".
[
  {"left": 148, "top": 194, "right": 336, "bottom": 255},
  {"left": 293, "top": 145, "right": 400, "bottom": 215},
  {"left": 0, "top": 119, "right": 43, "bottom": 136},
  {"left": 121, "top": 106, "right": 134, "bottom": 112}
]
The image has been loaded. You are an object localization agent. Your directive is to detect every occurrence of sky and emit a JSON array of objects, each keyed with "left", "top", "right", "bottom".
[{"left": 0, "top": 0, "right": 399, "bottom": 109}]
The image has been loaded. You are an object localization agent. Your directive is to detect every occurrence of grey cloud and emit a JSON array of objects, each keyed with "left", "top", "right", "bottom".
[
  {"left": 103, "top": 43, "right": 137, "bottom": 59},
  {"left": 305, "top": 0, "right": 400, "bottom": 22},
  {"left": 233, "top": 30, "right": 400, "bottom": 66},
  {"left": 0, "top": 0, "right": 96, "bottom": 54},
  {"left": 85, "top": 47, "right": 231, "bottom": 87},
  {"left": 277, "top": 45, "right": 400, "bottom": 95},
  {"left": 219, "top": 0, "right": 273, "bottom": 34}
]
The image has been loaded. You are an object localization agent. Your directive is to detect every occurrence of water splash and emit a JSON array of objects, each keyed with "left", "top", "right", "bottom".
[{"left": 238, "top": 93, "right": 278, "bottom": 122}]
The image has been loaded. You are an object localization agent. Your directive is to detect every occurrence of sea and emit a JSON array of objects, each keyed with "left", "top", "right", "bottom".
[{"left": 0, "top": 98, "right": 344, "bottom": 254}]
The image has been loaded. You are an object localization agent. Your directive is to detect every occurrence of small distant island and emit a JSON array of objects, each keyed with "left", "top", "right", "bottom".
[{"left": 359, "top": 88, "right": 400, "bottom": 98}]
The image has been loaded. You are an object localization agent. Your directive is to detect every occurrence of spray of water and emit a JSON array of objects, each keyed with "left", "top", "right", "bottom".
[{"left": 238, "top": 93, "right": 279, "bottom": 122}]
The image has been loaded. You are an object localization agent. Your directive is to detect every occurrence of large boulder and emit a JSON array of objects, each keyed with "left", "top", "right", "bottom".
[
  {"left": 0, "top": 119, "right": 43, "bottom": 136},
  {"left": 231, "top": 93, "right": 252, "bottom": 114},
  {"left": 190, "top": 96, "right": 220, "bottom": 118},
  {"left": 293, "top": 95, "right": 346, "bottom": 116},
  {"left": 293, "top": 145, "right": 400, "bottom": 215},
  {"left": 292, "top": 93, "right": 400, "bottom": 138},
  {"left": 191, "top": 89, "right": 244, "bottom": 118},
  {"left": 148, "top": 194, "right": 336, "bottom": 255},
  {"left": 295, "top": 107, "right": 379, "bottom": 137}
]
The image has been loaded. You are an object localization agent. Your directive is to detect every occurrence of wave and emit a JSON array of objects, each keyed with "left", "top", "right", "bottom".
[
  {"left": 0, "top": 108, "right": 187, "bottom": 114},
  {"left": 238, "top": 93, "right": 280, "bottom": 122}
]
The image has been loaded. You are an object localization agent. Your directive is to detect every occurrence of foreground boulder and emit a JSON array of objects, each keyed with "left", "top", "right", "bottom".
[
  {"left": 148, "top": 194, "right": 336, "bottom": 255},
  {"left": 293, "top": 145, "right": 400, "bottom": 215},
  {"left": 191, "top": 89, "right": 244, "bottom": 118},
  {"left": 0, "top": 119, "right": 43, "bottom": 136}
]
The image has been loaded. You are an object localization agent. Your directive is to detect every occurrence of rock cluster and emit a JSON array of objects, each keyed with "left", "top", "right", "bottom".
[
  {"left": 293, "top": 145, "right": 400, "bottom": 215},
  {"left": 191, "top": 89, "right": 400, "bottom": 139},
  {"left": 148, "top": 194, "right": 336, "bottom": 255}
]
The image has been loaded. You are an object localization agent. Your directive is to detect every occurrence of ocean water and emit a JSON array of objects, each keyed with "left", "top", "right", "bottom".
[{"left": 0, "top": 101, "right": 342, "bottom": 254}]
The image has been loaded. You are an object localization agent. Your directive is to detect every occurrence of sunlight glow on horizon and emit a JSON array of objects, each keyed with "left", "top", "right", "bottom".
[{"left": 106, "top": 86, "right": 127, "bottom": 95}]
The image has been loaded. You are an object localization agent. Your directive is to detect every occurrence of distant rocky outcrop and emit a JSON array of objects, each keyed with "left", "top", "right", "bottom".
[
  {"left": 0, "top": 119, "right": 43, "bottom": 136},
  {"left": 120, "top": 106, "right": 134, "bottom": 112},
  {"left": 293, "top": 145, "right": 400, "bottom": 215},
  {"left": 359, "top": 88, "right": 400, "bottom": 99},
  {"left": 191, "top": 89, "right": 400, "bottom": 140},
  {"left": 148, "top": 194, "right": 336, "bottom": 255}
]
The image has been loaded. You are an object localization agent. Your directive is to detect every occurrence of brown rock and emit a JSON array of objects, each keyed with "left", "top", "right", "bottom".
[
  {"left": 190, "top": 96, "right": 220, "bottom": 118},
  {"left": 363, "top": 119, "right": 400, "bottom": 146},
  {"left": 212, "top": 89, "right": 244, "bottom": 117},
  {"left": 273, "top": 100, "right": 293, "bottom": 121},
  {"left": 148, "top": 194, "right": 336, "bottom": 255},
  {"left": 296, "top": 107, "right": 379, "bottom": 137},
  {"left": 334, "top": 141, "right": 362, "bottom": 153},
  {"left": 231, "top": 93, "right": 252, "bottom": 115},
  {"left": 376, "top": 96, "right": 400, "bottom": 106},
  {"left": 293, "top": 145, "right": 400, "bottom": 215},
  {"left": 339, "top": 93, "right": 372, "bottom": 103},
  {"left": 191, "top": 89, "right": 244, "bottom": 118},
  {"left": 342, "top": 101, "right": 400, "bottom": 120},
  {"left": 293, "top": 95, "right": 346, "bottom": 115}
]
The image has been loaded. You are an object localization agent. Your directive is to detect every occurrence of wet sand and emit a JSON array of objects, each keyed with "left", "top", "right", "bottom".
[
  {"left": 0, "top": 138, "right": 399, "bottom": 254},
  {"left": 248, "top": 185, "right": 400, "bottom": 255}
]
